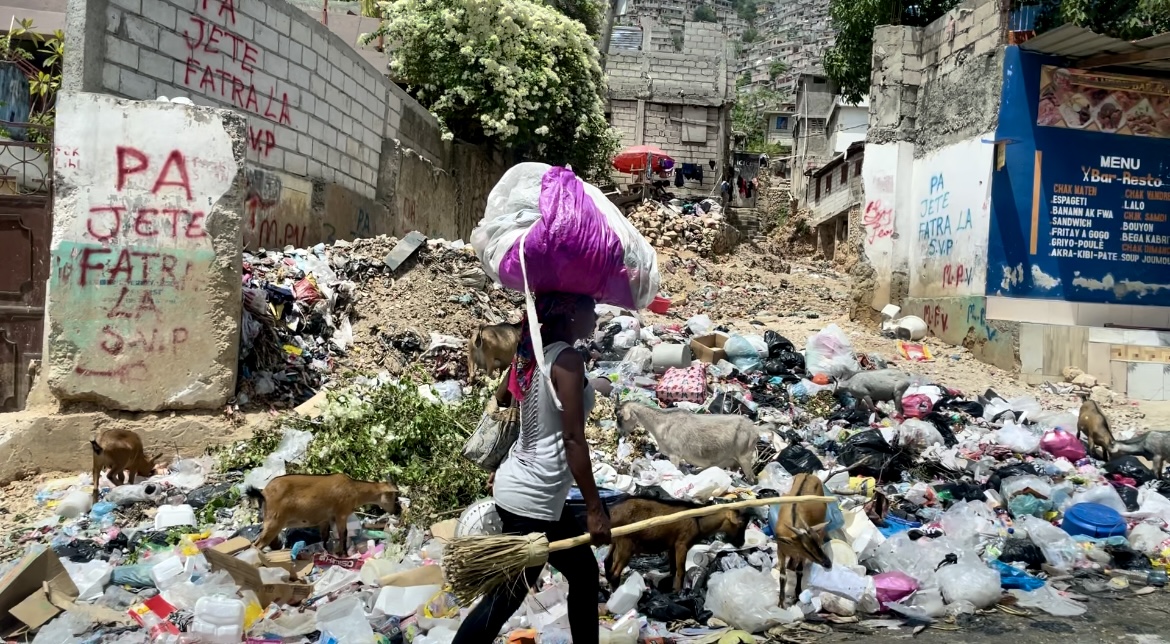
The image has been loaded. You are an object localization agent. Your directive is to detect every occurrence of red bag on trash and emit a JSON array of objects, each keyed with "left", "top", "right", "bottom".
[
  {"left": 901, "top": 394, "right": 933, "bottom": 418},
  {"left": 656, "top": 366, "right": 707, "bottom": 405}
]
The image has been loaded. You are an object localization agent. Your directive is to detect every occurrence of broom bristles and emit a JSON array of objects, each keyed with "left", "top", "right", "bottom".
[{"left": 444, "top": 532, "right": 550, "bottom": 605}]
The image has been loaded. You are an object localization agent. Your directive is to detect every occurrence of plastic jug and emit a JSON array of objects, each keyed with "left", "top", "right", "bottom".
[
  {"left": 191, "top": 595, "right": 245, "bottom": 644},
  {"left": 604, "top": 572, "right": 645, "bottom": 615},
  {"left": 57, "top": 490, "right": 93, "bottom": 518},
  {"left": 150, "top": 556, "right": 188, "bottom": 591}
]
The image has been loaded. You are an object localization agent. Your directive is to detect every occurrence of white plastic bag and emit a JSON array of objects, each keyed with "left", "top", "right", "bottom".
[
  {"left": 804, "top": 324, "right": 860, "bottom": 378},
  {"left": 62, "top": 560, "right": 113, "bottom": 602},
  {"left": 1070, "top": 484, "right": 1127, "bottom": 514},
  {"left": 724, "top": 335, "right": 763, "bottom": 373},
  {"left": 935, "top": 559, "right": 1001, "bottom": 608},
  {"left": 1017, "top": 515, "right": 1083, "bottom": 571},
  {"left": 1128, "top": 522, "right": 1170, "bottom": 555},
  {"left": 898, "top": 419, "right": 945, "bottom": 448},
  {"left": 686, "top": 314, "right": 713, "bottom": 336},
  {"left": 1008, "top": 585, "right": 1086, "bottom": 616},
  {"left": 995, "top": 422, "right": 1041, "bottom": 454},
  {"left": 707, "top": 567, "right": 801, "bottom": 632}
]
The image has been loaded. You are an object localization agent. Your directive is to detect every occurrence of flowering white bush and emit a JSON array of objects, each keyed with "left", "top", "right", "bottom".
[{"left": 366, "top": 0, "right": 617, "bottom": 180}]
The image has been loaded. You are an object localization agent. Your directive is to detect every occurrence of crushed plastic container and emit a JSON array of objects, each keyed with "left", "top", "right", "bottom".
[
  {"left": 605, "top": 572, "right": 645, "bottom": 615},
  {"left": 1061, "top": 503, "right": 1127, "bottom": 539},
  {"left": 56, "top": 490, "right": 93, "bottom": 518},
  {"left": 190, "top": 595, "right": 245, "bottom": 644}
]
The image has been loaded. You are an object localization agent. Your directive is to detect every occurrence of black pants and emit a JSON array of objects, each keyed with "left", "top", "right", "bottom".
[{"left": 451, "top": 506, "right": 601, "bottom": 644}]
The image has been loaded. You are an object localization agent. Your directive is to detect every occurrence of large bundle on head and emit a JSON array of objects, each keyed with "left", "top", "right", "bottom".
[{"left": 471, "top": 163, "right": 660, "bottom": 310}]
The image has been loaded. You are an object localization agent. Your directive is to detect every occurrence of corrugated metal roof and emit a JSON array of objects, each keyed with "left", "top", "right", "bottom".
[
  {"left": 610, "top": 26, "right": 643, "bottom": 52},
  {"left": 1021, "top": 24, "right": 1170, "bottom": 74}
]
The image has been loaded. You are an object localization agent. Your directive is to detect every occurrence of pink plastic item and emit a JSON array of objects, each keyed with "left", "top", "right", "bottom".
[
  {"left": 873, "top": 571, "right": 919, "bottom": 611},
  {"left": 901, "top": 394, "right": 933, "bottom": 418},
  {"left": 1040, "top": 428, "right": 1087, "bottom": 461}
]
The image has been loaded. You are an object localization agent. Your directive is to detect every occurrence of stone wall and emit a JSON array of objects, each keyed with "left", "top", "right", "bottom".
[
  {"left": 63, "top": 0, "right": 505, "bottom": 247},
  {"left": 47, "top": 92, "right": 244, "bottom": 411}
]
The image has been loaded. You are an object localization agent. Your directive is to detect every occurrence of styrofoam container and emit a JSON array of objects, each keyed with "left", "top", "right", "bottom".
[
  {"left": 373, "top": 584, "right": 441, "bottom": 617},
  {"left": 155, "top": 504, "right": 197, "bottom": 529},
  {"left": 150, "top": 556, "right": 188, "bottom": 590},
  {"left": 191, "top": 595, "right": 245, "bottom": 644}
]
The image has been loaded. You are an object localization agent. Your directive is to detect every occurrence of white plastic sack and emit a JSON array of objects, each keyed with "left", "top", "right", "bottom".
[
  {"left": 1070, "top": 484, "right": 1127, "bottom": 514},
  {"left": 471, "top": 163, "right": 660, "bottom": 310},
  {"left": 995, "top": 422, "right": 1041, "bottom": 454},
  {"left": 1018, "top": 515, "right": 1083, "bottom": 570},
  {"left": 707, "top": 567, "right": 802, "bottom": 632},
  {"left": 804, "top": 324, "right": 860, "bottom": 378},
  {"left": 935, "top": 560, "right": 1001, "bottom": 608},
  {"left": 63, "top": 560, "right": 113, "bottom": 603},
  {"left": 1129, "top": 522, "right": 1170, "bottom": 555},
  {"left": 1008, "top": 585, "right": 1086, "bottom": 616},
  {"left": 898, "top": 419, "right": 946, "bottom": 448}
]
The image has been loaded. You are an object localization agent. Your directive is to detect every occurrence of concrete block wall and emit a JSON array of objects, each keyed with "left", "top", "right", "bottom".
[{"left": 63, "top": 0, "right": 506, "bottom": 248}]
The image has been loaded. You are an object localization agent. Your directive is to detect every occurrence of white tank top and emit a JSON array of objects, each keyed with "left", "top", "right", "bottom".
[{"left": 493, "top": 342, "right": 595, "bottom": 522}]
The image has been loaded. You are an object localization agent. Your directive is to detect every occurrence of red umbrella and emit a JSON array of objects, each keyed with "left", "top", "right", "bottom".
[{"left": 612, "top": 145, "right": 674, "bottom": 174}]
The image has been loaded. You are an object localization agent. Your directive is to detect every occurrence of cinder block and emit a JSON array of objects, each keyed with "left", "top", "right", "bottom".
[
  {"left": 277, "top": 35, "right": 289, "bottom": 58},
  {"left": 111, "top": 0, "right": 142, "bottom": 15},
  {"left": 140, "top": 49, "right": 174, "bottom": 82},
  {"left": 254, "top": 23, "right": 279, "bottom": 51},
  {"left": 168, "top": 0, "right": 195, "bottom": 12},
  {"left": 102, "top": 63, "right": 121, "bottom": 93},
  {"left": 123, "top": 14, "right": 160, "bottom": 48},
  {"left": 157, "top": 29, "right": 189, "bottom": 62},
  {"left": 238, "top": 0, "right": 266, "bottom": 22},
  {"left": 119, "top": 67, "right": 156, "bottom": 98},
  {"left": 302, "top": 48, "right": 317, "bottom": 70},
  {"left": 272, "top": 7, "right": 291, "bottom": 35},
  {"left": 312, "top": 30, "right": 327, "bottom": 54},
  {"left": 267, "top": 54, "right": 289, "bottom": 79},
  {"left": 232, "top": 13, "right": 255, "bottom": 41},
  {"left": 297, "top": 132, "right": 313, "bottom": 154},
  {"left": 285, "top": 151, "right": 308, "bottom": 175},
  {"left": 105, "top": 35, "right": 139, "bottom": 68},
  {"left": 265, "top": 148, "right": 285, "bottom": 169},
  {"left": 141, "top": 0, "right": 177, "bottom": 30},
  {"left": 288, "top": 62, "right": 310, "bottom": 90},
  {"left": 312, "top": 137, "right": 328, "bottom": 159}
]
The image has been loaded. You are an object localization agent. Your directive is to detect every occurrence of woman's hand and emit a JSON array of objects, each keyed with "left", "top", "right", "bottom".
[{"left": 587, "top": 507, "right": 612, "bottom": 545}]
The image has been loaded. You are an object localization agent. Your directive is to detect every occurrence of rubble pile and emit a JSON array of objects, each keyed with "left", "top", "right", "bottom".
[
  {"left": 627, "top": 202, "right": 740, "bottom": 257},
  {"left": 237, "top": 236, "right": 523, "bottom": 408}
]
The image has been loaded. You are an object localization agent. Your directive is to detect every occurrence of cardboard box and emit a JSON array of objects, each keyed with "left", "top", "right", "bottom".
[
  {"left": 690, "top": 333, "right": 729, "bottom": 364},
  {"left": 203, "top": 544, "right": 313, "bottom": 606},
  {"left": 0, "top": 549, "right": 79, "bottom": 635}
]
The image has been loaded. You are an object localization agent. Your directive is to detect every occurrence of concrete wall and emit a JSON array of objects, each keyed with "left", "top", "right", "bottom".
[
  {"left": 606, "top": 19, "right": 734, "bottom": 194},
  {"left": 47, "top": 92, "right": 244, "bottom": 411},
  {"left": 63, "top": 0, "right": 505, "bottom": 247},
  {"left": 859, "top": 0, "right": 1009, "bottom": 367}
]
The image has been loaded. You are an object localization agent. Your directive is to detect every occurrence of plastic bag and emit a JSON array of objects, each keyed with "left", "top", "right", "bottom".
[
  {"left": 1129, "top": 522, "right": 1170, "bottom": 555},
  {"left": 1008, "top": 585, "right": 1086, "bottom": 616},
  {"left": 787, "top": 378, "right": 834, "bottom": 401},
  {"left": 63, "top": 560, "right": 113, "bottom": 602},
  {"left": 898, "top": 419, "right": 945, "bottom": 448},
  {"left": 1040, "top": 428, "right": 1086, "bottom": 461},
  {"left": 316, "top": 596, "right": 374, "bottom": 644},
  {"left": 686, "top": 314, "right": 713, "bottom": 336},
  {"left": 758, "top": 462, "right": 794, "bottom": 494},
  {"left": 725, "top": 335, "right": 763, "bottom": 373},
  {"left": 873, "top": 571, "right": 918, "bottom": 611},
  {"left": 1017, "top": 515, "right": 1082, "bottom": 571},
  {"left": 995, "top": 422, "right": 1041, "bottom": 454},
  {"left": 777, "top": 444, "right": 824, "bottom": 474},
  {"left": 1106, "top": 456, "right": 1156, "bottom": 486},
  {"left": 936, "top": 559, "right": 1001, "bottom": 608},
  {"left": 838, "top": 430, "right": 911, "bottom": 482},
  {"left": 471, "top": 163, "right": 660, "bottom": 310},
  {"left": 706, "top": 566, "right": 801, "bottom": 632},
  {"left": 764, "top": 331, "right": 795, "bottom": 357},
  {"left": 1069, "top": 484, "right": 1128, "bottom": 514},
  {"left": 804, "top": 324, "right": 860, "bottom": 378}
]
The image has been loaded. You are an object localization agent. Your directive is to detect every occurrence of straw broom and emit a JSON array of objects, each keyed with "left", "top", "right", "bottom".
[{"left": 443, "top": 494, "right": 836, "bottom": 604}]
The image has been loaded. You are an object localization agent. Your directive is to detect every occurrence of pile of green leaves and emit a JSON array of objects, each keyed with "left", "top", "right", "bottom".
[{"left": 217, "top": 378, "right": 491, "bottom": 523}]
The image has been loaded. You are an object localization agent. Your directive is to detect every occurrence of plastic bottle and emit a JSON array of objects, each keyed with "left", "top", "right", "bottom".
[
  {"left": 107, "top": 483, "right": 165, "bottom": 506},
  {"left": 605, "top": 572, "right": 645, "bottom": 615},
  {"left": 56, "top": 490, "right": 93, "bottom": 518},
  {"left": 190, "top": 595, "right": 245, "bottom": 644}
]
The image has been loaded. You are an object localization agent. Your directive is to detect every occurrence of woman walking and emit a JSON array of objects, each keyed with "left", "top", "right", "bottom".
[{"left": 453, "top": 292, "right": 611, "bottom": 644}]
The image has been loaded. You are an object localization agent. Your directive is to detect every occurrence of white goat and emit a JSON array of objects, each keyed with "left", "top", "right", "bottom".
[{"left": 617, "top": 402, "right": 760, "bottom": 484}]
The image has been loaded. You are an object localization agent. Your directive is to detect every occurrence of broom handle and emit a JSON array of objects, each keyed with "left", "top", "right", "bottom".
[{"left": 547, "top": 495, "right": 836, "bottom": 552}]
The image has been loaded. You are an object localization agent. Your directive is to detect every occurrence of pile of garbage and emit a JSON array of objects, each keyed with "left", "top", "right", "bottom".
[
  {"left": 237, "top": 235, "right": 523, "bottom": 408},
  {"left": 8, "top": 268, "right": 1170, "bottom": 642},
  {"left": 627, "top": 202, "right": 740, "bottom": 257}
]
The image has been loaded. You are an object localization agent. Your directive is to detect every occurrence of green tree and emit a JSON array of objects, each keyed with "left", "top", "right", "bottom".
[
  {"left": 732, "top": 86, "right": 783, "bottom": 151},
  {"left": 365, "top": 0, "right": 618, "bottom": 181},
  {"left": 1034, "top": 0, "right": 1170, "bottom": 40},
  {"left": 823, "top": 0, "right": 961, "bottom": 102},
  {"left": 769, "top": 60, "right": 788, "bottom": 79},
  {"left": 733, "top": 0, "right": 759, "bottom": 22},
  {"left": 694, "top": 4, "right": 718, "bottom": 22},
  {"left": 742, "top": 27, "right": 760, "bottom": 42},
  {"left": 544, "top": 0, "right": 604, "bottom": 35}
]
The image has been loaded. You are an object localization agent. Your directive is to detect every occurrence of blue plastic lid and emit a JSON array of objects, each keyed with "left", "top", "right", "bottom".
[{"left": 1061, "top": 502, "right": 1127, "bottom": 539}]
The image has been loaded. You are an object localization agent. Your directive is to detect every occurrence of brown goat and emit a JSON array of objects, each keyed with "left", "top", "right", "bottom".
[
  {"left": 604, "top": 498, "right": 750, "bottom": 592},
  {"left": 774, "top": 472, "right": 832, "bottom": 606},
  {"left": 91, "top": 429, "right": 161, "bottom": 502},
  {"left": 1078, "top": 397, "right": 1114, "bottom": 461},
  {"left": 245, "top": 474, "right": 399, "bottom": 554},
  {"left": 468, "top": 322, "right": 522, "bottom": 381}
]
